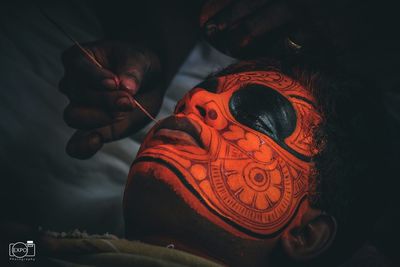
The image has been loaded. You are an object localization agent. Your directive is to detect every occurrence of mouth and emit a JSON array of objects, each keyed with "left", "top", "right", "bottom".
[{"left": 146, "top": 116, "right": 204, "bottom": 149}]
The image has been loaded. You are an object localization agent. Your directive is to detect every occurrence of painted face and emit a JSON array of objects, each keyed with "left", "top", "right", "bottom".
[{"left": 127, "top": 71, "right": 322, "bottom": 239}]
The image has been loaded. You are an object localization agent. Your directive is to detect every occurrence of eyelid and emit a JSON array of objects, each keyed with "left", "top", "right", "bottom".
[
  {"left": 241, "top": 110, "right": 276, "bottom": 139},
  {"left": 229, "top": 84, "right": 296, "bottom": 140},
  {"left": 254, "top": 116, "right": 277, "bottom": 140}
]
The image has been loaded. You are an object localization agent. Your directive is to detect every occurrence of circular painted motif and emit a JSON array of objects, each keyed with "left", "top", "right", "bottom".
[{"left": 208, "top": 158, "right": 295, "bottom": 234}]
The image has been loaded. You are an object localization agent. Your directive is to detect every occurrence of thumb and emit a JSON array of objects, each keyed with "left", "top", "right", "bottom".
[
  {"left": 116, "top": 63, "right": 146, "bottom": 95},
  {"left": 66, "top": 131, "right": 103, "bottom": 159},
  {"left": 119, "top": 72, "right": 141, "bottom": 94}
]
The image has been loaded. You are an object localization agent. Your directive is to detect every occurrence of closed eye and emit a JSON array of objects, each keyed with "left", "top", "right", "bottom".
[
  {"left": 241, "top": 112, "right": 276, "bottom": 138},
  {"left": 229, "top": 84, "right": 296, "bottom": 142}
]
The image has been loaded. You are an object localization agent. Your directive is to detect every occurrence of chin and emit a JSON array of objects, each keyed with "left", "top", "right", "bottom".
[
  {"left": 124, "top": 155, "right": 208, "bottom": 230},
  {"left": 123, "top": 160, "right": 223, "bottom": 263},
  {"left": 123, "top": 160, "right": 271, "bottom": 267}
]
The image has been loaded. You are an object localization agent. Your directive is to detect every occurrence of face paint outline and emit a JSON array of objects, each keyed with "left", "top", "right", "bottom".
[
  {"left": 127, "top": 71, "right": 322, "bottom": 240},
  {"left": 174, "top": 71, "right": 319, "bottom": 163},
  {"left": 203, "top": 71, "right": 321, "bottom": 160}
]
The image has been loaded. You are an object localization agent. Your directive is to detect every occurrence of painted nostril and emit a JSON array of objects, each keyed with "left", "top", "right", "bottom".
[
  {"left": 207, "top": 109, "right": 218, "bottom": 120},
  {"left": 196, "top": 105, "right": 207, "bottom": 117}
]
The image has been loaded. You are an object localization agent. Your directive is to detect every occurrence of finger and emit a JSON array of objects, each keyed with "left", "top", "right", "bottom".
[
  {"left": 202, "top": 0, "right": 271, "bottom": 36},
  {"left": 119, "top": 72, "right": 140, "bottom": 94},
  {"left": 112, "top": 44, "right": 158, "bottom": 93},
  {"left": 90, "top": 106, "right": 154, "bottom": 143},
  {"left": 239, "top": 2, "right": 293, "bottom": 41},
  {"left": 61, "top": 45, "right": 118, "bottom": 90},
  {"left": 65, "top": 116, "right": 136, "bottom": 159},
  {"left": 59, "top": 69, "right": 118, "bottom": 97},
  {"left": 66, "top": 130, "right": 103, "bottom": 159},
  {"left": 206, "top": 1, "right": 293, "bottom": 55},
  {"left": 65, "top": 96, "right": 158, "bottom": 159},
  {"left": 63, "top": 105, "right": 119, "bottom": 130},
  {"left": 115, "top": 58, "right": 145, "bottom": 94},
  {"left": 61, "top": 85, "right": 135, "bottom": 112},
  {"left": 200, "top": 0, "right": 234, "bottom": 27}
]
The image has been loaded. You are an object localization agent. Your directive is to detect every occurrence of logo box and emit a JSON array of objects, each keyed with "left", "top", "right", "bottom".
[{"left": 9, "top": 241, "right": 35, "bottom": 259}]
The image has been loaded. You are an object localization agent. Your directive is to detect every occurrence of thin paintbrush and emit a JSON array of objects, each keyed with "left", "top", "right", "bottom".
[{"left": 39, "top": 8, "right": 158, "bottom": 123}]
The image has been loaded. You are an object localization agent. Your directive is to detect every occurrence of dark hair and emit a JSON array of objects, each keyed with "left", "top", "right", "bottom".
[{"left": 211, "top": 58, "right": 393, "bottom": 266}]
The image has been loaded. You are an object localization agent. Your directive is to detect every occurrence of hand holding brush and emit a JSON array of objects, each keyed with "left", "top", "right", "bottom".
[{"left": 40, "top": 9, "right": 163, "bottom": 158}]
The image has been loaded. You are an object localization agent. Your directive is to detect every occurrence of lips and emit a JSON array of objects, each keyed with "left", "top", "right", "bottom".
[{"left": 146, "top": 116, "right": 204, "bottom": 149}]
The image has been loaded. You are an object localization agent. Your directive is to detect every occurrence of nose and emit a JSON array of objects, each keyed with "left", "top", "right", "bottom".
[{"left": 176, "top": 88, "right": 227, "bottom": 130}]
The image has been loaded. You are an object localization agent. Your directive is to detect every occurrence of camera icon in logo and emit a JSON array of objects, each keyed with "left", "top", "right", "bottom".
[{"left": 9, "top": 241, "right": 35, "bottom": 259}]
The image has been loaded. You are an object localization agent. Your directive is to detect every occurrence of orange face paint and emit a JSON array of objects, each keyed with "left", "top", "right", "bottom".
[{"left": 126, "top": 71, "right": 322, "bottom": 239}]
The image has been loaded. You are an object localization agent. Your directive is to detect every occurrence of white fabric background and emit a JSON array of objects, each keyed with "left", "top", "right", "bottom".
[{"left": 0, "top": 0, "right": 234, "bottom": 236}]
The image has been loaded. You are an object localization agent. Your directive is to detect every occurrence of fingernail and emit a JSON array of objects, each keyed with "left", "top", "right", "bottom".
[
  {"left": 121, "top": 78, "right": 138, "bottom": 93},
  {"left": 115, "top": 97, "right": 133, "bottom": 111},
  {"left": 88, "top": 132, "right": 102, "bottom": 147}
]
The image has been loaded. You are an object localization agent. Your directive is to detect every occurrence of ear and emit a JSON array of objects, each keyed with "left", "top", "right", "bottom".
[{"left": 281, "top": 212, "right": 337, "bottom": 261}]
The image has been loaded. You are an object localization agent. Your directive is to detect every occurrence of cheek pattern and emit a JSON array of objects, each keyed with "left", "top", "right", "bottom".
[
  {"left": 136, "top": 119, "right": 311, "bottom": 238},
  {"left": 220, "top": 71, "right": 322, "bottom": 159},
  {"left": 189, "top": 121, "right": 310, "bottom": 237}
]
